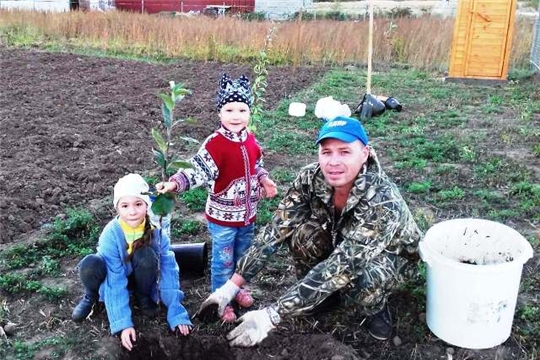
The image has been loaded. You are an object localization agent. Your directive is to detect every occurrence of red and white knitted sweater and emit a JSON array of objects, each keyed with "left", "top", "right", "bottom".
[{"left": 169, "top": 126, "right": 269, "bottom": 227}]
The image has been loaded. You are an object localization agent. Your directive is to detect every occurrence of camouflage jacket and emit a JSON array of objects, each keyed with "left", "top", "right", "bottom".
[{"left": 235, "top": 149, "right": 423, "bottom": 318}]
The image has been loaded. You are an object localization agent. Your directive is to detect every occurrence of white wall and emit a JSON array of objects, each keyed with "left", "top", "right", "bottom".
[
  {"left": 430, "top": 0, "right": 459, "bottom": 18},
  {"left": 255, "top": 0, "right": 312, "bottom": 20},
  {"left": 0, "top": 0, "right": 70, "bottom": 11}
]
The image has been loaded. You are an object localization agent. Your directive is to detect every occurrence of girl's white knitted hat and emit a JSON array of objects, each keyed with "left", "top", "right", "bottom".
[{"left": 113, "top": 173, "right": 151, "bottom": 208}]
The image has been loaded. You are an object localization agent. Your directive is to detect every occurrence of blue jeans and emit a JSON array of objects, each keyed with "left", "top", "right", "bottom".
[{"left": 207, "top": 222, "right": 255, "bottom": 291}]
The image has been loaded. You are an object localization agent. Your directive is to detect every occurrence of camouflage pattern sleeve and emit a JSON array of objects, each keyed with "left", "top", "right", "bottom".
[
  {"left": 235, "top": 164, "right": 318, "bottom": 281},
  {"left": 237, "top": 153, "right": 423, "bottom": 319},
  {"left": 273, "top": 164, "right": 422, "bottom": 318}
]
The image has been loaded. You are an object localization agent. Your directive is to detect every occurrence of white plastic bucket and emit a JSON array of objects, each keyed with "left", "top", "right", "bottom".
[{"left": 419, "top": 218, "right": 533, "bottom": 349}]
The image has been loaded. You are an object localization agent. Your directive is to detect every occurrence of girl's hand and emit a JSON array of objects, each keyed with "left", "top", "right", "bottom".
[
  {"left": 176, "top": 324, "right": 191, "bottom": 336},
  {"left": 155, "top": 181, "right": 177, "bottom": 194},
  {"left": 120, "top": 327, "right": 137, "bottom": 351},
  {"left": 261, "top": 177, "right": 277, "bottom": 199}
]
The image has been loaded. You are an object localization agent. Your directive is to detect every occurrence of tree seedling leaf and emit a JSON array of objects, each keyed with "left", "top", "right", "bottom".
[
  {"left": 151, "top": 193, "right": 176, "bottom": 216},
  {"left": 151, "top": 128, "right": 168, "bottom": 154},
  {"left": 179, "top": 136, "right": 200, "bottom": 144},
  {"left": 168, "top": 160, "right": 193, "bottom": 173},
  {"left": 159, "top": 94, "right": 174, "bottom": 111},
  {"left": 152, "top": 148, "right": 166, "bottom": 167}
]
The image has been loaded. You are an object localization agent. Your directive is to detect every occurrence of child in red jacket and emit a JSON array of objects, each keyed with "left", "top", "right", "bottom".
[{"left": 156, "top": 73, "right": 277, "bottom": 322}]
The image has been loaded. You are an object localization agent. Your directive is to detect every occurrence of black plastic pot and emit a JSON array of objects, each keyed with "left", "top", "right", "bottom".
[
  {"left": 384, "top": 97, "right": 403, "bottom": 112},
  {"left": 171, "top": 242, "right": 208, "bottom": 276},
  {"left": 354, "top": 93, "right": 386, "bottom": 120}
]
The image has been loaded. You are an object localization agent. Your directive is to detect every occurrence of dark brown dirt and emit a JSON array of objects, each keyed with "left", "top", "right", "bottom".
[{"left": 0, "top": 47, "right": 324, "bottom": 245}]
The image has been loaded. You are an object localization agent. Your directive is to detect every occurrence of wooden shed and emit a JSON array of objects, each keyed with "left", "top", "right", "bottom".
[
  {"left": 114, "top": 0, "right": 254, "bottom": 14},
  {"left": 447, "top": 0, "right": 517, "bottom": 82}
]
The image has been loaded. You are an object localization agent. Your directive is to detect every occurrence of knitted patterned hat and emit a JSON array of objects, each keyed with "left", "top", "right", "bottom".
[{"left": 216, "top": 73, "right": 254, "bottom": 111}]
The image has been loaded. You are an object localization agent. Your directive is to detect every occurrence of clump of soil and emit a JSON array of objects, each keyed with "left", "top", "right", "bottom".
[{"left": 117, "top": 333, "right": 361, "bottom": 360}]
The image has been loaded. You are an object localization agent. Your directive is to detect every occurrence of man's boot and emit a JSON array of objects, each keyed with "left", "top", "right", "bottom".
[
  {"left": 72, "top": 293, "right": 97, "bottom": 323},
  {"left": 366, "top": 304, "right": 393, "bottom": 341}
]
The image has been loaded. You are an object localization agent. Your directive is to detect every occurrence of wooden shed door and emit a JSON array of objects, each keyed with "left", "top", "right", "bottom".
[{"left": 463, "top": 0, "right": 515, "bottom": 78}]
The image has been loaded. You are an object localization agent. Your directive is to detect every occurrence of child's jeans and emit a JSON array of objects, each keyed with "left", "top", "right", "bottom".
[
  {"left": 78, "top": 246, "right": 158, "bottom": 299},
  {"left": 207, "top": 222, "right": 255, "bottom": 291}
]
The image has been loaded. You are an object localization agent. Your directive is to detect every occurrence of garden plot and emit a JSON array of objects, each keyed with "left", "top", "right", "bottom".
[{"left": 0, "top": 48, "right": 538, "bottom": 360}]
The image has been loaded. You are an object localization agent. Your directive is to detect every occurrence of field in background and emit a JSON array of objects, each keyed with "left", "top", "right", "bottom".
[{"left": 0, "top": 9, "right": 535, "bottom": 71}]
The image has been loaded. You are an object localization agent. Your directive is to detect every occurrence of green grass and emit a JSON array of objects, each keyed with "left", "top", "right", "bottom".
[
  {"left": 5, "top": 337, "right": 71, "bottom": 360},
  {"left": 407, "top": 181, "right": 432, "bottom": 194},
  {"left": 1, "top": 208, "right": 98, "bottom": 271},
  {"left": 256, "top": 197, "right": 281, "bottom": 226},
  {"left": 0, "top": 273, "right": 41, "bottom": 294},
  {"left": 180, "top": 188, "right": 207, "bottom": 212},
  {"left": 0, "top": 208, "right": 99, "bottom": 298},
  {"left": 171, "top": 219, "right": 204, "bottom": 237}
]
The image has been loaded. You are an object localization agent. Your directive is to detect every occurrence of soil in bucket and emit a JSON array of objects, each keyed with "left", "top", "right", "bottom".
[{"left": 419, "top": 218, "right": 533, "bottom": 350}]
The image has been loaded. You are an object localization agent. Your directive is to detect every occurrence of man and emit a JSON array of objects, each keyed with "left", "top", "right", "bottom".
[{"left": 197, "top": 116, "right": 423, "bottom": 347}]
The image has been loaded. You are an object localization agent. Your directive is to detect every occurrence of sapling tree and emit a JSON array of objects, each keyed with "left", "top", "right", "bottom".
[
  {"left": 149, "top": 81, "right": 198, "bottom": 224},
  {"left": 249, "top": 23, "right": 277, "bottom": 133}
]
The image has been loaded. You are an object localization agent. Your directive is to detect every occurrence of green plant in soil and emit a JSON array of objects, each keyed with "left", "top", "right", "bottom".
[
  {"left": 180, "top": 188, "right": 207, "bottom": 212},
  {"left": 249, "top": 24, "right": 277, "bottom": 133},
  {"left": 171, "top": 219, "right": 203, "bottom": 237},
  {"left": 149, "top": 81, "right": 198, "bottom": 218},
  {"left": 0, "top": 208, "right": 99, "bottom": 271}
]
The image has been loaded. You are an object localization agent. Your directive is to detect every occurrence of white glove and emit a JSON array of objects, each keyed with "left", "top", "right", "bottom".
[
  {"left": 195, "top": 280, "right": 239, "bottom": 318},
  {"left": 227, "top": 307, "right": 280, "bottom": 347}
]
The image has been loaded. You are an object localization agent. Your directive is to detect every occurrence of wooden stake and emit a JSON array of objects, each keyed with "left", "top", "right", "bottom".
[{"left": 366, "top": 1, "right": 374, "bottom": 95}]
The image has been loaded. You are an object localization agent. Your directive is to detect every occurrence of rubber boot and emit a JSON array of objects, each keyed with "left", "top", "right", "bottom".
[
  {"left": 72, "top": 254, "right": 106, "bottom": 323},
  {"left": 136, "top": 294, "right": 159, "bottom": 318},
  {"left": 72, "top": 293, "right": 98, "bottom": 322}
]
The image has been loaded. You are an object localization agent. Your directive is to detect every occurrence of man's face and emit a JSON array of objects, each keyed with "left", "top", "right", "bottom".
[
  {"left": 318, "top": 138, "right": 369, "bottom": 191},
  {"left": 219, "top": 101, "right": 250, "bottom": 133}
]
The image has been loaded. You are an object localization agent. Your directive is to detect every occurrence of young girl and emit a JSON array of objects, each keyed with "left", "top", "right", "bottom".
[
  {"left": 72, "top": 173, "right": 192, "bottom": 351},
  {"left": 156, "top": 73, "right": 278, "bottom": 323}
]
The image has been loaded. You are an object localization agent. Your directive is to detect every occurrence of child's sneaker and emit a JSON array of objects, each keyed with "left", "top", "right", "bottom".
[
  {"left": 234, "top": 288, "right": 254, "bottom": 308},
  {"left": 221, "top": 305, "right": 237, "bottom": 323}
]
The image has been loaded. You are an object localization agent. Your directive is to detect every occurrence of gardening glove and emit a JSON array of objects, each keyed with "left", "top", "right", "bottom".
[
  {"left": 194, "top": 280, "right": 239, "bottom": 319},
  {"left": 227, "top": 307, "right": 280, "bottom": 347}
]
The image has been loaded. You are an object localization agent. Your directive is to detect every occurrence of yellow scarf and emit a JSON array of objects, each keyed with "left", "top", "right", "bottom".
[{"left": 119, "top": 218, "right": 145, "bottom": 255}]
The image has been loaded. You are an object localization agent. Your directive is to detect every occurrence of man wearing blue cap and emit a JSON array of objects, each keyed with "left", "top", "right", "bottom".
[{"left": 198, "top": 116, "right": 423, "bottom": 347}]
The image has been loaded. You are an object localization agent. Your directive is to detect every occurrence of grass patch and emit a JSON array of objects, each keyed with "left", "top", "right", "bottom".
[
  {"left": 180, "top": 188, "right": 207, "bottom": 212},
  {"left": 171, "top": 219, "right": 204, "bottom": 237},
  {"left": 0, "top": 208, "right": 98, "bottom": 271}
]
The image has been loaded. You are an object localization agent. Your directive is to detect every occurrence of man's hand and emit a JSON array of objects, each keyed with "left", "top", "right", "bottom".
[
  {"left": 193, "top": 280, "right": 239, "bottom": 320},
  {"left": 227, "top": 307, "right": 280, "bottom": 347},
  {"left": 120, "top": 327, "right": 136, "bottom": 351}
]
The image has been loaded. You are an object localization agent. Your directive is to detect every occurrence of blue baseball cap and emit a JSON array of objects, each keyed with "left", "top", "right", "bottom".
[{"left": 316, "top": 116, "right": 369, "bottom": 146}]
